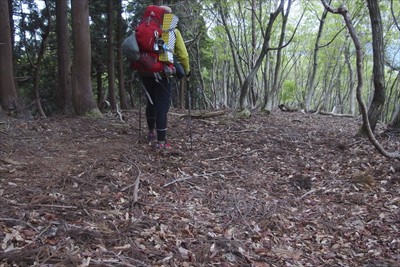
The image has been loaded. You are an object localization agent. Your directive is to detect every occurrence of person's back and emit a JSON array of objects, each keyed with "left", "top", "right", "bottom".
[{"left": 132, "top": 5, "right": 190, "bottom": 152}]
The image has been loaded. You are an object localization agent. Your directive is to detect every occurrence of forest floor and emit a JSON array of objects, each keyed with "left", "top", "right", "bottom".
[{"left": 0, "top": 109, "right": 399, "bottom": 267}]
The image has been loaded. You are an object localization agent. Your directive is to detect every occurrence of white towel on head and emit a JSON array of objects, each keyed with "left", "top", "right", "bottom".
[{"left": 160, "top": 5, "right": 172, "bottom": 13}]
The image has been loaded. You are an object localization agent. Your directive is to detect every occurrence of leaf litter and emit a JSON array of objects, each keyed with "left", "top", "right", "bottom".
[{"left": 0, "top": 110, "right": 399, "bottom": 267}]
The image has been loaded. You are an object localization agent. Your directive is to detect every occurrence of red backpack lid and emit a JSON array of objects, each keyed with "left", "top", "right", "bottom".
[{"left": 141, "top": 5, "right": 167, "bottom": 24}]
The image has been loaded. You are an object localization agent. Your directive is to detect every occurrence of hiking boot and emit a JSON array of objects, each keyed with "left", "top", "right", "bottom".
[
  {"left": 155, "top": 142, "right": 181, "bottom": 156},
  {"left": 155, "top": 142, "right": 171, "bottom": 150},
  {"left": 148, "top": 130, "right": 156, "bottom": 144}
]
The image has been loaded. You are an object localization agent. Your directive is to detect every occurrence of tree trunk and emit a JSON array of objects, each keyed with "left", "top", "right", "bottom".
[
  {"left": 344, "top": 39, "right": 356, "bottom": 116},
  {"left": 0, "top": 0, "right": 19, "bottom": 112},
  {"left": 8, "top": 0, "right": 18, "bottom": 94},
  {"left": 116, "top": 0, "right": 128, "bottom": 110},
  {"left": 195, "top": 39, "right": 212, "bottom": 109},
  {"left": 71, "top": 0, "right": 101, "bottom": 116},
  {"left": 7, "top": 0, "right": 13, "bottom": 45},
  {"left": 304, "top": 4, "right": 329, "bottom": 112},
  {"left": 107, "top": 0, "right": 116, "bottom": 111},
  {"left": 360, "top": 0, "right": 385, "bottom": 133},
  {"left": 96, "top": 68, "right": 105, "bottom": 110},
  {"left": 56, "top": 0, "right": 73, "bottom": 114},
  {"left": 222, "top": 60, "right": 228, "bottom": 108},
  {"left": 388, "top": 72, "right": 400, "bottom": 128},
  {"left": 179, "top": 80, "right": 185, "bottom": 109},
  {"left": 211, "top": 50, "right": 217, "bottom": 107},
  {"left": 248, "top": 0, "right": 257, "bottom": 109}
]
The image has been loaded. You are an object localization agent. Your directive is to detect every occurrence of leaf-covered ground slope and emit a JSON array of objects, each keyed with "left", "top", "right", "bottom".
[{"left": 0, "top": 110, "right": 399, "bottom": 267}]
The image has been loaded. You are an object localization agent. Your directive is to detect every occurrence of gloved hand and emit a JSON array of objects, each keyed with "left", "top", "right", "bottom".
[{"left": 174, "top": 62, "right": 185, "bottom": 80}]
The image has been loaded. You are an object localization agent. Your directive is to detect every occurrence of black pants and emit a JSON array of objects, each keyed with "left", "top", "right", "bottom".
[{"left": 141, "top": 76, "right": 171, "bottom": 142}]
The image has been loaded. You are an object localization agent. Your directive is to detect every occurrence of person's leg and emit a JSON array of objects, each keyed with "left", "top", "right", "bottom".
[
  {"left": 146, "top": 104, "right": 156, "bottom": 132},
  {"left": 152, "top": 77, "right": 172, "bottom": 143}
]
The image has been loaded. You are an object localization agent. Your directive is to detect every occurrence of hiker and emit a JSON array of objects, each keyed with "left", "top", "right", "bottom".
[{"left": 132, "top": 5, "right": 190, "bottom": 151}]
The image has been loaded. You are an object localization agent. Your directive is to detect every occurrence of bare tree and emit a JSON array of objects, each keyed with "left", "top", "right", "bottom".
[
  {"left": 71, "top": 0, "right": 102, "bottom": 116},
  {"left": 304, "top": 2, "right": 329, "bottom": 112},
  {"left": 216, "top": 2, "right": 244, "bottom": 98},
  {"left": 263, "top": 0, "right": 292, "bottom": 111},
  {"left": 239, "top": 0, "right": 284, "bottom": 111},
  {"left": 0, "top": 0, "right": 19, "bottom": 112}
]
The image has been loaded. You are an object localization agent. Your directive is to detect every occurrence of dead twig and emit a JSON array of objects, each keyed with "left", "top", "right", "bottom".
[
  {"left": 0, "top": 157, "right": 20, "bottom": 165},
  {"left": 206, "top": 148, "right": 266, "bottom": 161},
  {"left": 132, "top": 172, "right": 141, "bottom": 204},
  {"left": 121, "top": 156, "right": 142, "bottom": 204},
  {"left": 298, "top": 189, "right": 317, "bottom": 200},
  {"left": 116, "top": 103, "right": 124, "bottom": 123},
  {"left": 163, "top": 169, "right": 235, "bottom": 187},
  {"left": 163, "top": 176, "right": 194, "bottom": 187},
  {"left": 318, "top": 111, "right": 354, "bottom": 118},
  {"left": 35, "top": 204, "right": 78, "bottom": 209}
]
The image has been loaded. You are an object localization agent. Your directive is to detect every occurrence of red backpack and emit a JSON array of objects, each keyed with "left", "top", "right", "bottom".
[{"left": 132, "top": 5, "right": 169, "bottom": 73}]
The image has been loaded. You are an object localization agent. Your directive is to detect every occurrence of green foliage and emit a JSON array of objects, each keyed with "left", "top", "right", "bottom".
[
  {"left": 125, "top": 1, "right": 145, "bottom": 26},
  {"left": 281, "top": 80, "right": 296, "bottom": 103}
]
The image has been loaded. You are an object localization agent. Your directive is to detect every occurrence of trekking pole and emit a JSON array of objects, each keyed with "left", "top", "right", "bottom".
[
  {"left": 138, "top": 75, "right": 154, "bottom": 142},
  {"left": 187, "top": 77, "right": 193, "bottom": 150},
  {"left": 138, "top": 78, "right": 142, "bottom": 140},
  {"left": 130, "top": 71, "right": 142, "bottom": 140}
]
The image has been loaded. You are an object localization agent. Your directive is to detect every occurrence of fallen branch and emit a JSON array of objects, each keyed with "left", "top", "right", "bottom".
[
  {"left": 278, "top": 104, "right": 298, "bottom": 112},
  {"left": 170, "top": 110, "right": 227, "bottom": 119},
  {"left": 318, "top": 111, "right": 354, "bottom": 118},
  {"left": 198, "top": 119, "right": 219, "bottom": 125},
  {"left": 132, "top": 173, "right": 141, "bottom": 204},
  {"left": 0, "top": 157, "right": 20, "bottom": 165},
  {"left": 35, "top": 204, "right": 78, "bottom": 209},
  {"left": 163, "top": 176, "right": 194, "bottom": 187}
]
